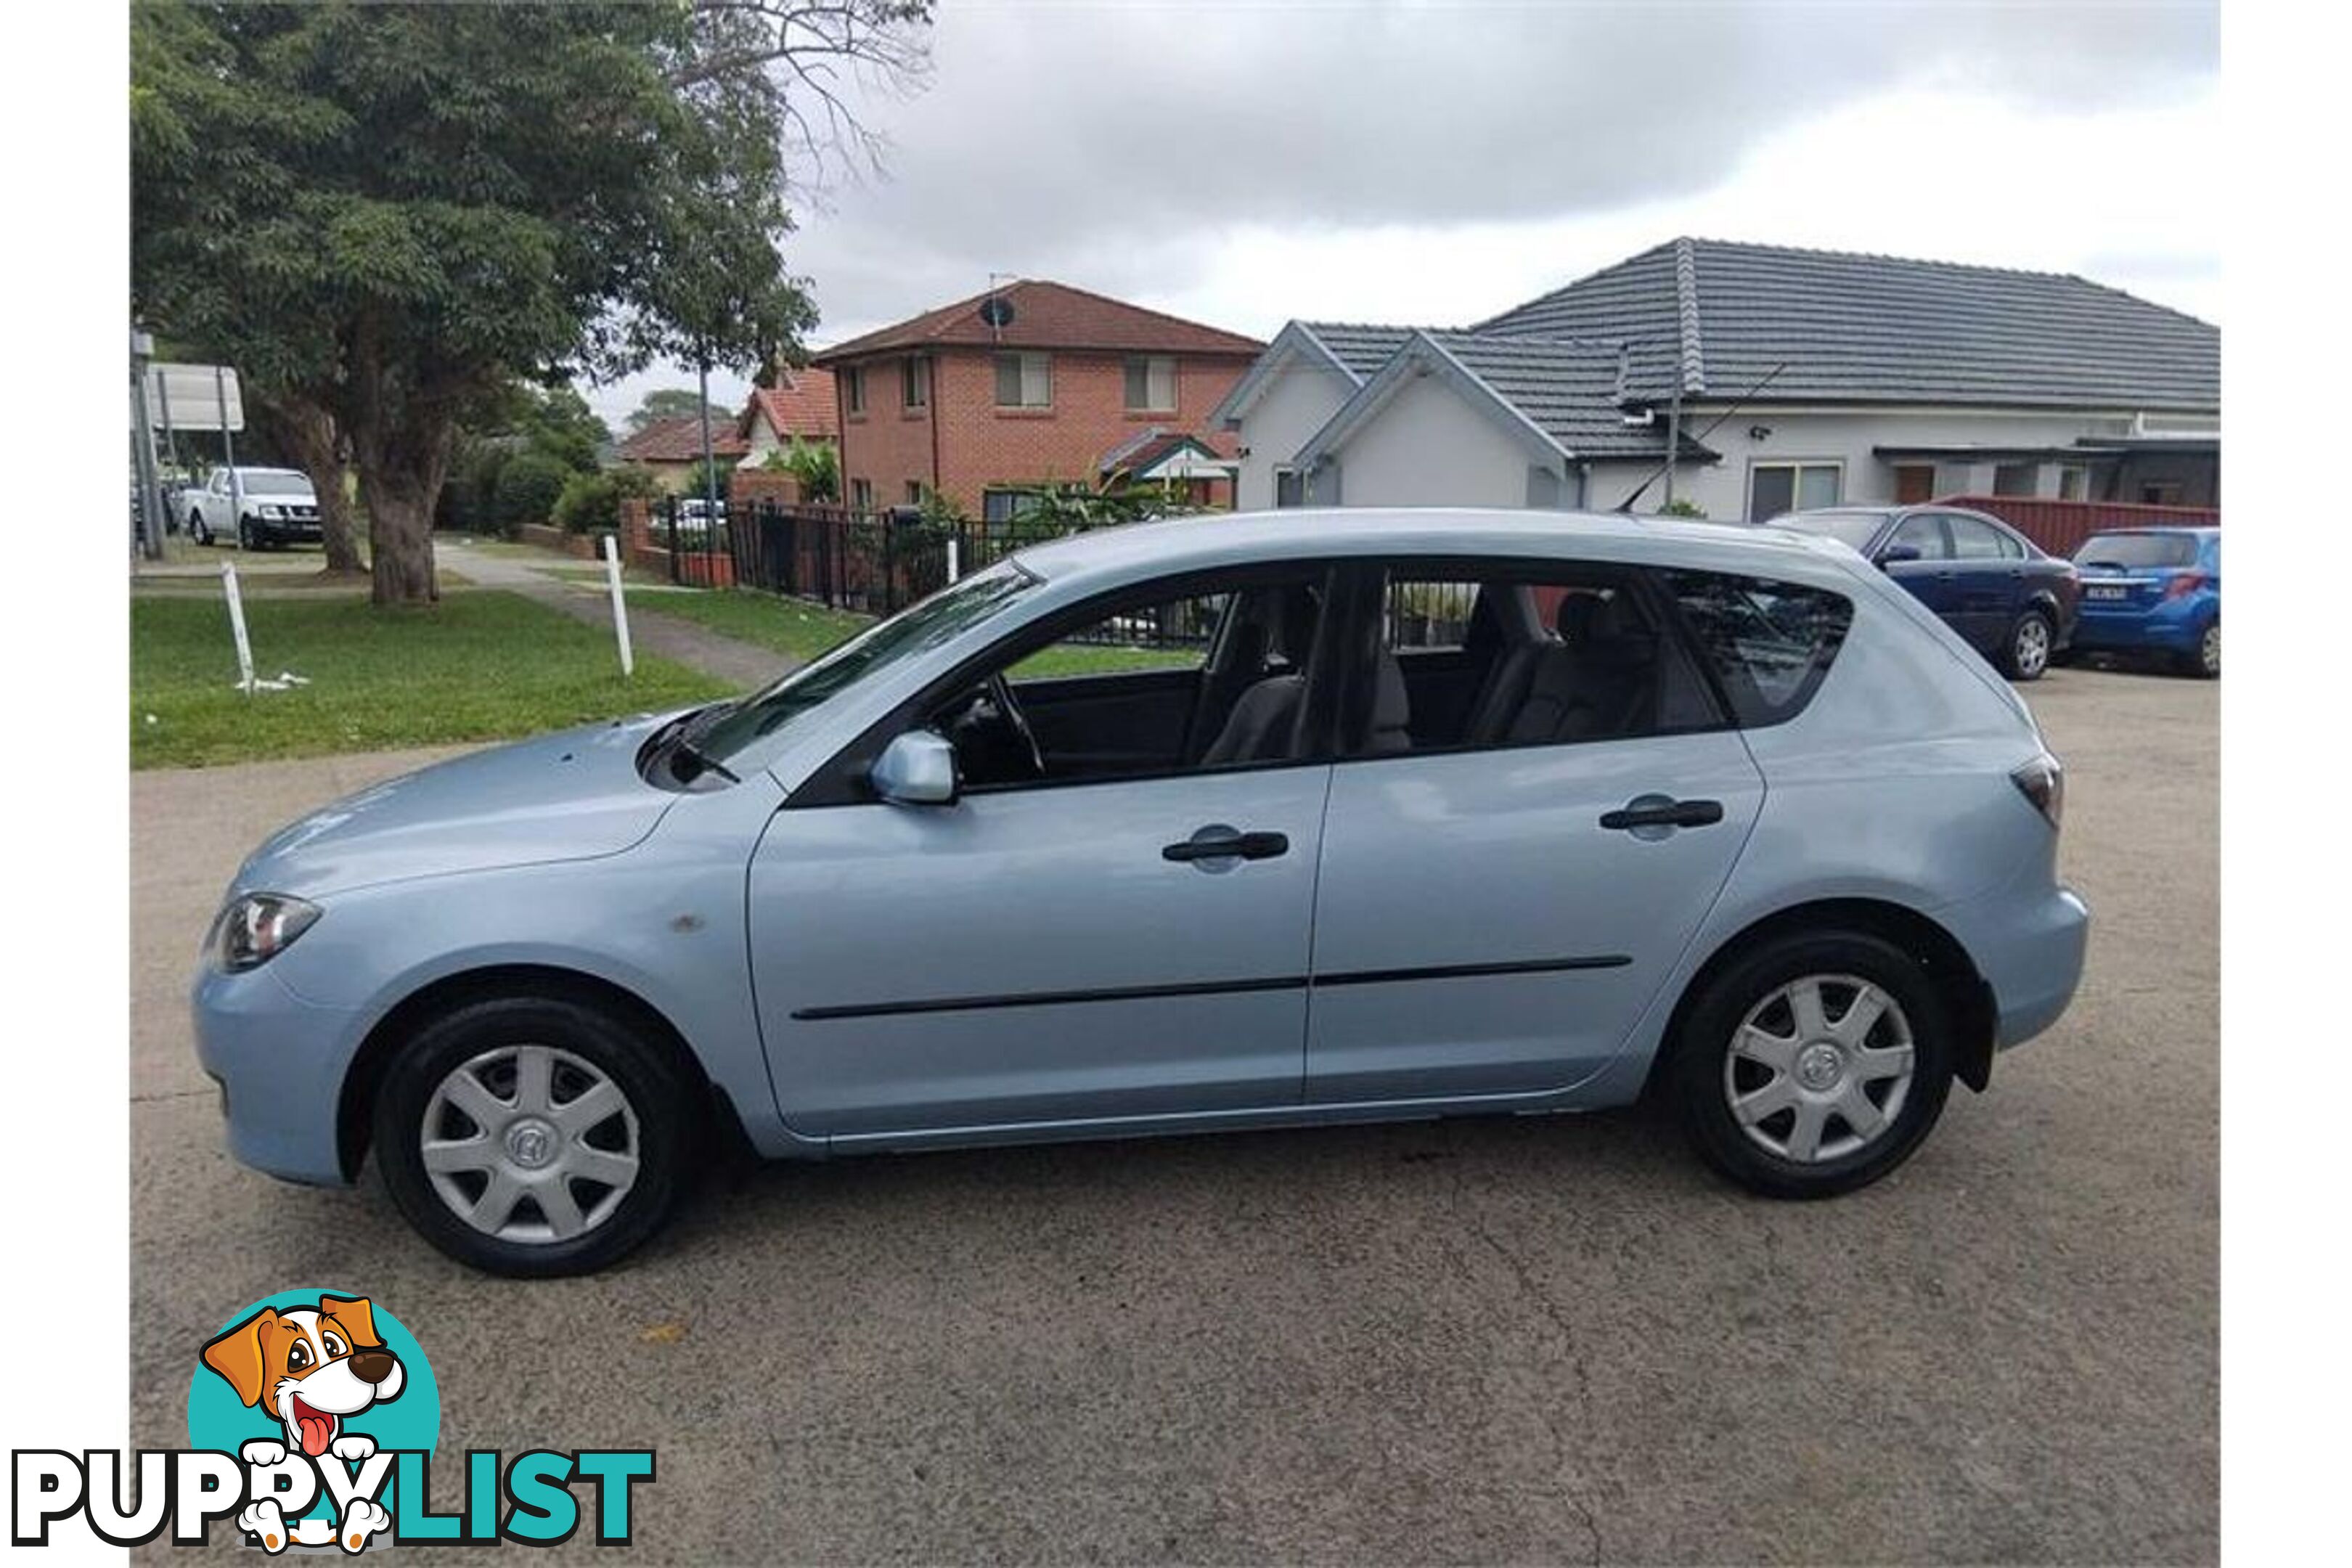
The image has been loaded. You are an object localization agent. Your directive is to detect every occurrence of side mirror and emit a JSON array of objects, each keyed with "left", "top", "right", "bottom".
[
  {"left": 870, "top": 729, "right": 958, "bottom": 805},
  {"left": 1876, "top": 543, "right": 1922, "bottom": 567}
]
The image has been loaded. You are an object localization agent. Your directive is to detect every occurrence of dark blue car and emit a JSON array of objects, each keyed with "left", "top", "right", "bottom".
[
  {"left": 1771, "top": 506, "right": 2081, "bottom": 681},
  {"left": 2067, "top": 526, "right": 2220, "bottom": 679}
]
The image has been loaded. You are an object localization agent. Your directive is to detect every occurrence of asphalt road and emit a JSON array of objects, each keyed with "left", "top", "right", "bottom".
[{"left": 129, "top": 664, "right": 2217, "bottom": 1564}]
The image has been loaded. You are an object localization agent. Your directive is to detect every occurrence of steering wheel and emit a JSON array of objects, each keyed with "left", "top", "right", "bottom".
[{"left": 987, "top": 672, "right": 1046, "bottom": 781}]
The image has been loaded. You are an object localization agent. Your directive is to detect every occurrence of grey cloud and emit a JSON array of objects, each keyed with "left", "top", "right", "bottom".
[{"left": 772, "top": 1, "right": 2216, "bottom": 339}]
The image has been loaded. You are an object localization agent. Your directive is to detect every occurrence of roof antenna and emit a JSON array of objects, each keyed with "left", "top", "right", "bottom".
[{"left": 1614, "top": 360, "right": 1790, "bottom": 514}]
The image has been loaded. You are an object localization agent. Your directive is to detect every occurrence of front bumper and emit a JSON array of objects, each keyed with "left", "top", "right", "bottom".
[
  {"left": 191, "top": 962, "right": 367, "bottom": 1185},
  {"left": 251, "top": 517, "right": 325, "bottom": 545}
]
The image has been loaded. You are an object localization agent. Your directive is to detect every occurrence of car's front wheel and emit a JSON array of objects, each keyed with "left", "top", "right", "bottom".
[
  {"left": 2001, "top": 608, "right": 2054, "bottom": 681},
  {"left": 372, "top": 994, "right": 695, "bottom": 1276},
  {"left": 189, "top": 510, "right": 211, "bottom": 546},
  {"left": 1671, "top": 930, "right": 1956, "bottom": 1199}
]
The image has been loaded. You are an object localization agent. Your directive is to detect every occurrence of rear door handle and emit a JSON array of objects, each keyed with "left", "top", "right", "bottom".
[
  {"left": 1163, "top": 827, "right": 1289, "bottom": 863},
  {"left": 1600, "top": 796, "right": 1724, "bottom": 832}
]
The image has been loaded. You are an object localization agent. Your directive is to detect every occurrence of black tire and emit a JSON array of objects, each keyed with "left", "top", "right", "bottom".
[
  {"left": 237, "top": 518, "right": 254, "bottom": 551},
  {"left": 372, "top": 993, "right": 695, "bottom": 1277},
  {"left": 1999, "top": 608, "right": 2054, "bottom": 681},
  {"left": 2179, "top": 619, "right": 2219, "bottom": 679},
  {"left": 1670, "top": 929, "right": 1956, "bottom": 1200},
  {"left": 189, "top": 510, "right": 211, "bottom": 547}
]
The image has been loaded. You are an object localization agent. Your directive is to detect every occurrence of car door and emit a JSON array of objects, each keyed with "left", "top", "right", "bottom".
[
  {"left": 1301, "top": 559, "right": 1768, "bottom": 1103},
  {"left": 1941, "top": 511, "right": 2025, "bottom": 648},
  {"left": 1879, "top": 512, "right": 1968, "bottom": 641},
  {"left": 746, "top": 564, "right": 1340, "bottom": 1140}
]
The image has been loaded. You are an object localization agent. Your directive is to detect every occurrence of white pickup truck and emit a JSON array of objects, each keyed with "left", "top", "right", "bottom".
[{"left": 184, "top": 467, "right": 324, "bottom": 550}]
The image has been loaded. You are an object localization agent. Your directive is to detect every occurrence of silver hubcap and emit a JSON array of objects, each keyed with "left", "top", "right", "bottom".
[
  {"left": 2201, "top": 624, "right": 2219, "bottom": 674},
  {"left": 420, "top": 1045, "right": 640, "bottom": 1244},
  {"left": 2014, "top": 616, "right": 2049, "bottom": 676},
  {"left": 1723, "top": 974, "right": 1915, "bottom": 1164}
]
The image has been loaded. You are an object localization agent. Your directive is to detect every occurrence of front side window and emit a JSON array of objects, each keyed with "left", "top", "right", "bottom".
[
  {"left": 1889, "top": 513, "right": 1950, "bottom": 560},
  {"left": 1123, "top": 355, "right": 1176, "bottom": 413},
  {"left": 1660, "top": 569, "right": 1853, "bottom": 727},
  {"left": 927, "top": 568, "right": 1330, "bottom": 789},
  {"left": 693, "top": 563, "right": 1039, "bottom": 762},
  {"left": 994, "top": 351, "right": 1051, "bottom": 409}
]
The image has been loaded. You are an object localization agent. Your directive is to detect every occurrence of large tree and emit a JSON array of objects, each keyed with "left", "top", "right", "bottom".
[{"left": 131, "top": 1, "right": 930, "bottom": 604}]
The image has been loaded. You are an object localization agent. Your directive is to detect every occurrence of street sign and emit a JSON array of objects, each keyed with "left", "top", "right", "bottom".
[{"left": 142, "top": 364, "right": 243, "bottom": 431}]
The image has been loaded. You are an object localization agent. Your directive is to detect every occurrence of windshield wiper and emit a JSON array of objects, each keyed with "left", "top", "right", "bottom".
[{"left": 670, "top": 735, "right": 740, "bottom": 785}]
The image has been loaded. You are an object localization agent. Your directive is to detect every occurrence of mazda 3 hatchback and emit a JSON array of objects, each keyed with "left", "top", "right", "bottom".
[{"left": 195, "top": 508, "right": 2088, "bottom": 1275}]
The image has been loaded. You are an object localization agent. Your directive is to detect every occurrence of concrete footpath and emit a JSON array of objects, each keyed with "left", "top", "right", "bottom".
[{"left": 434, "top": 539, "right": 790, "bottom": 690}]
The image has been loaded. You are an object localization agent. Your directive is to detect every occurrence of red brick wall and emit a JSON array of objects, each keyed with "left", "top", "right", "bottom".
[
  {"left": 727, "top": 467, "right": 804, "bottom": 508},
  {"left": 833, "top": 347, "right": 1253, "bottom": 514}
]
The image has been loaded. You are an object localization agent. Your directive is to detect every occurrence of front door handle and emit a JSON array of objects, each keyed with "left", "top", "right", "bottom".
[
  {"left": 1163, "top": 826, "right": 1289, "bottom": 863},
  {"left": 1600, "top": 796, "right": 1724, "bottom": 832}
]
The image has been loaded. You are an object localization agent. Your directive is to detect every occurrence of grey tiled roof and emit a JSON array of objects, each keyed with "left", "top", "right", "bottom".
[
  {"left": 1474, "top": 237, "right": 2218, "bottom": 412},
  {"left": 1299, "top": 322, "right": 1419, "bottom": 380},
  {"left": 1426, "top": 333, "right": 1709, "bottom": 459}
]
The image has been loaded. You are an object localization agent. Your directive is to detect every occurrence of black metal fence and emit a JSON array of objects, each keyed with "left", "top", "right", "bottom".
[{"left": 722, "top": 499, "right": 1113, "bottom": 618}]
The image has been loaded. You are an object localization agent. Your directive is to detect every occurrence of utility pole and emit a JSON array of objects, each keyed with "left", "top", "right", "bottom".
[
  {"left": 129, "top": 326, "right": 166, "bottom": 562},
  {"left": 1662, "top": 377, "right": 1683, "bottom": 512}
]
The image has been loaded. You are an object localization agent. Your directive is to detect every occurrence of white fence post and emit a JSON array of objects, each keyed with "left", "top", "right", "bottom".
[
  {"left": 603, "top": 533, "right": 634, "bottom": 678},
  {"left": 221, "top": 562, "right": 256, "bottom": 694},
  {"left": 945, "top": 532, "right": 960, "bottom": 584}
]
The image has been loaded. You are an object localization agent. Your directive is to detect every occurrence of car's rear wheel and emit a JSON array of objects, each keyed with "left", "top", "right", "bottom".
[
  {"left": 2182, "top": 620, "right": 2219, "bottom": 679},
  {"left": 373, "top": 994, "right": 694, "bottom": 1276},
  {"left": 1671, "top": 930, "right": 1956, "bottom": 1199},
  {"left": 2001, "top": 608, "right": 2053, "bottom": 681}
]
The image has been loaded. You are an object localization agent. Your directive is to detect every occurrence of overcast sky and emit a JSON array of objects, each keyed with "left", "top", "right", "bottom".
[{"left": 592, "top": 0, "right": 2220, "bottom": 428}]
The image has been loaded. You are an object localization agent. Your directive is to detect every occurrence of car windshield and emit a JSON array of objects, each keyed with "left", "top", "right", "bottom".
[
  {"left": 1772, "top": 511, "right": 1885, "bottom": 552},
  {"left": 240, "top": 472, "right": 311, "bottom": 496},
  {"left": 690, "top": 563, "right": 1040, "bottom": 762},
  {"left": 2074, "top": 531, "right": 2199, "bottom": 570}
]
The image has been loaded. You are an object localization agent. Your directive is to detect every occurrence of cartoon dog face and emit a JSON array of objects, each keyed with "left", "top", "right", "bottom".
[{"left": 202, "top": 1296, "right": 406, "bottom": 1457}]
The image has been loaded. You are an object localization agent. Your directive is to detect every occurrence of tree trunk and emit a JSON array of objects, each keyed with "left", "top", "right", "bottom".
[
  {"left": 351, "top": 406, "right": 453, "bottom": 605},
  {"left": 272, "top": 396, "right": 364, "bottom": 574}
]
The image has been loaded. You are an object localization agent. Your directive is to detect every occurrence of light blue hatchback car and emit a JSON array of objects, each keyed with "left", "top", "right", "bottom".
[{"left": 195, "top": 509, "right": 2088, "bottom": 1275}]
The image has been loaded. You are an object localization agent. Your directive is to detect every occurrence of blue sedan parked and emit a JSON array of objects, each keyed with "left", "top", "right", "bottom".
[
  {"left": 195, "top": 508, "right": 2088, "bottom": 1275},
  {"left": 1771, "top": 505, "right": 2081, "bottom": 680},
  {"left": 2067, "top": 527, "right": 2220, "bottom": 678}
]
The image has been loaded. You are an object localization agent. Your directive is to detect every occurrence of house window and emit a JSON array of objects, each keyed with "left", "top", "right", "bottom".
[
  {"left": 982, "top": 489, "right": 1039, "bottom": 526},
  {"left": 994, "top": 351, "right": 1052, "bottom": 409},
  {"left": 1993, "top": 462, "right": 2039, "bottom": 497},
  {"left": 1747, "top": 462, "right": 1839, "bottom": 521},
  {"left": 2057, "top": 466, "right": 2088, "bottom": 501},
  {"left": 843, "top": 366, "right": 866, "bottom": 416},
  {"left": 849, "top": 477, "right": 873, "bottom": 510},
  {"left": 902, "top": 357, "right": 929, "bottom": 410},
  {"left": 905, "top": 480, "right": 926, "bottom": 506},
  {"left": 1273, "top": 467, "right": 1304, "bottom": 508},
  {"left": 2139, "top": 480, "right": 2184, "bottom": 505},
  {"left": 1123, "top": 355, "right": 1177, "bottom": 413}
]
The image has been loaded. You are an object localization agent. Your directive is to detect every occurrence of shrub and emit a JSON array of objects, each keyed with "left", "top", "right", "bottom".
[
  {"left": 550, "top": 471, "right": 618, "bottom": 535},
  {"left": 492, "top": 449, "right": 573, "bottom": 534}
]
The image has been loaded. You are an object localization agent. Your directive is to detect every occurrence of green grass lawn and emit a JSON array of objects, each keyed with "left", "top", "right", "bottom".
[
  {"left": 623, "top": 587, "right": 874, "bottom": 664},
  {"left": 133, "top": 591, "right": 730, "bottom": 769}
]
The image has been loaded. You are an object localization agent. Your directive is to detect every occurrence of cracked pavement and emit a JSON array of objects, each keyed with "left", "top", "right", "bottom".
[{"left": 130, "top": 665, "right": 2215, "bottom": 1562}]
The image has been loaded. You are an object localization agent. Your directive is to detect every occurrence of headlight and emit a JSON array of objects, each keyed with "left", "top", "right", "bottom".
[
  {"left": 2009, "top": 754, "right": 2065, "bottom": 830},
  {"left": 205, "top": 893, "right": 322, "bottom": 973},
  {"left": 260, "top": 504, "right": 284, "bottom": 519}
]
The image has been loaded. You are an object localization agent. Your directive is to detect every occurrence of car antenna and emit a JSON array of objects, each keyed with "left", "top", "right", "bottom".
[{"left": 1613, "top": 360, "right": 1790, "bottom": 514}]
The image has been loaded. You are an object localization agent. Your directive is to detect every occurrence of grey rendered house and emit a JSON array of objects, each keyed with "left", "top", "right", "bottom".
[{"left": 1213, "top": 238, "right": 2219, "bottom": 522}]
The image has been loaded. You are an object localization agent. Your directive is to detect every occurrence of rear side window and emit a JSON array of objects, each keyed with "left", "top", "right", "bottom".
[{"left": 1659, "top": 570, "right": 1853, "bottom": 727}]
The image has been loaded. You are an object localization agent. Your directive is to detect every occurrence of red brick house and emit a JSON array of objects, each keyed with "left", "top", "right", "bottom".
[
  {"left": 811, "top": 280, "right": 1263, "bottom": 520},
  {"left": 613, "top": 369, "right": 840, "bottom": 492}
]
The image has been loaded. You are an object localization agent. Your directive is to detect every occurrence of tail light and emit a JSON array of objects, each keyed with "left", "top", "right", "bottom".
[
  {"left": 2163, "top": 571, "right": 2208, "bottom": 600},
  {"left": 2010, "top": 754, "right": 2065, "bottom": 830}
]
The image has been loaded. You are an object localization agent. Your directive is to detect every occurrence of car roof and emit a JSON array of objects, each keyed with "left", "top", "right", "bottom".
[
  {"left": 2083, "top": 524, "right": 2218, "bottom": 537},
  {"left": 1010, "top": 507, "right": 1862, "bottom": 589}
]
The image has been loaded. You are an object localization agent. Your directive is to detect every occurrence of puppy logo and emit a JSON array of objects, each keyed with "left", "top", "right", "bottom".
[{"left": 202, "top": 1295, "right": 407, "bottom": 1461}]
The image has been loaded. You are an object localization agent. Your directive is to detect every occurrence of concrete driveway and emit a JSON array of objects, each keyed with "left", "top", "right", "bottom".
[{"left": 130, "top": 668, "right": 2216, "bottom": 1564}]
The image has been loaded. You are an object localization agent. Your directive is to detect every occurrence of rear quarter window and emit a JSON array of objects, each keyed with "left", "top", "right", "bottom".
[{"left": 1658, "top": 569, "right": 1853, "bottom": 726}]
